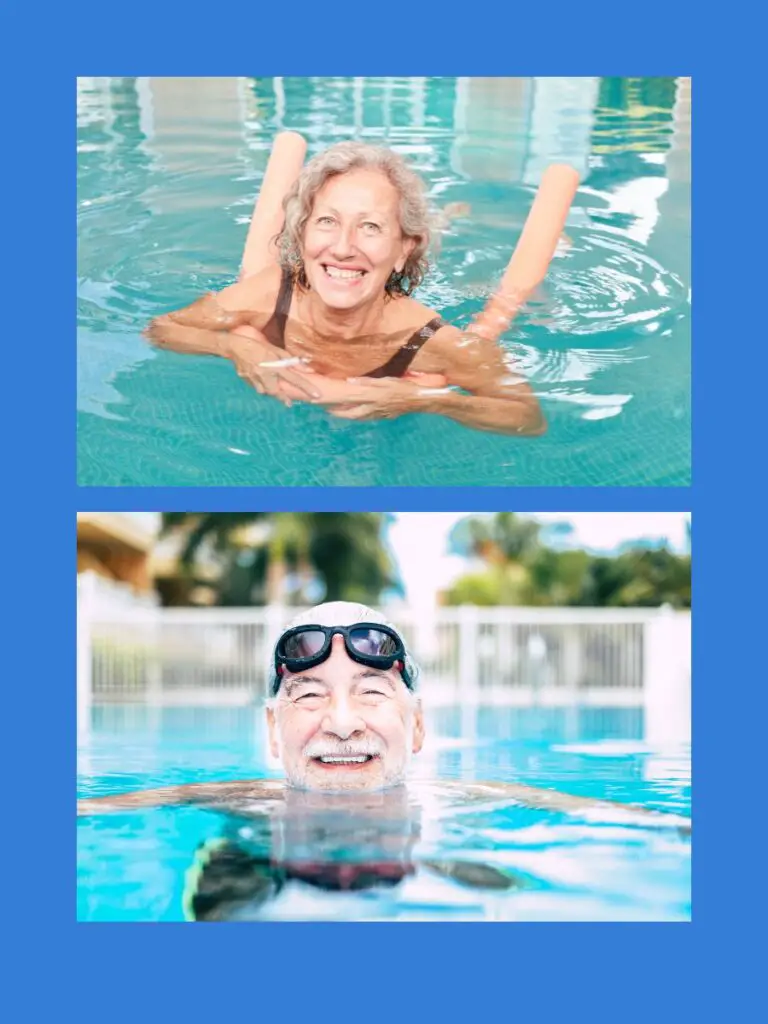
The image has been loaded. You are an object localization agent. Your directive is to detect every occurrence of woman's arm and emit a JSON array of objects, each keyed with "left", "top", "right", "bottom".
[
  {"left": 323, "top": 327, "right": 546, "bottom": 436},
  {"left": 146, "top": 266, "right": 274, "bottom": 345},
  {"left": 239, "top": 131, "right": 307, "bottom": 279},
  {"left": 144, "top": 277, "right": 323, "bottom": 402},
  {"left": 144, "top": 312, "right": 241, "bottom": 359},
  {"left": 418, "top": 327, "right": 547, "bottom": 435},
  {"left": 144, "top": 271, "right": 269, "bottom": 356}
]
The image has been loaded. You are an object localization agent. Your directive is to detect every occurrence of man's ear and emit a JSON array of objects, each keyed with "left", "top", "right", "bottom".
[{"left": 412, "top": 699, "right": 425, "bottom": 755}]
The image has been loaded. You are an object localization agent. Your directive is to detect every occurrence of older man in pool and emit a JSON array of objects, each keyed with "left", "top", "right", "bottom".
[
  {"left": 77, "top": 602, "right": 691, "bottom": 834},
  {"left": 264, "top": 606, "right": 424, "bottom": 793}
]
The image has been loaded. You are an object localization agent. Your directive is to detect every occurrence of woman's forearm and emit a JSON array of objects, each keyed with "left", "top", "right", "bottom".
[
  {"left": 420, "top": 390, "right": 547, "bottom": 436},
  {"left": 145, "top": 317, "right": 239, "bottom": 358},
  {"left": 166, "top": 294, "right": 251, "bottom": 332},
  {"left": 145, "top": 291, "right": 261, "bottom": 355}
]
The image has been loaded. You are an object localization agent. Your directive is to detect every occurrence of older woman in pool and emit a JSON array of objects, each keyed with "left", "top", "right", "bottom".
[{"left": 146, "top": 139, "right": 546, "bottom": 436}]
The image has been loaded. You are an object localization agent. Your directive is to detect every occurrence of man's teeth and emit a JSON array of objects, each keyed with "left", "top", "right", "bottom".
[
  {"left": 318, "top": 755, "right": 371, "bottom": 763},
  {"left": 325, "top": 266, "right": 364, "bottom": 279}
]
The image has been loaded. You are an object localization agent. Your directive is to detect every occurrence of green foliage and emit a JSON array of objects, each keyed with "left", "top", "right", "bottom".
[
  {"left": 158, "top": 513, "right": 398, "bottom": 607},
  {"left": 445, "top": 514, "right": 691, "bottom": 609}
]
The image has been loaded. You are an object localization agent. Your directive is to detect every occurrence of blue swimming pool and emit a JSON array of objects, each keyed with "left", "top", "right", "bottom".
[
  {"left": 77, "top": 77, "right": 690, "bottom": 486},
  {"left": 77, "top": 704, "right": 691, "bottom": 921}
]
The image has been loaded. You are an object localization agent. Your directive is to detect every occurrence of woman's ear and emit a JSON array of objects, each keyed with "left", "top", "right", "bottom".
[{"left": 398, "top": 236, "right": 417, "bottom": 272}]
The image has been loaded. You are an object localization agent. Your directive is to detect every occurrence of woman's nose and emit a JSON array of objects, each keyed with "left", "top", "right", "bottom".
[{"left": 329, "top": 224, "right": 356, "bottom": 258}]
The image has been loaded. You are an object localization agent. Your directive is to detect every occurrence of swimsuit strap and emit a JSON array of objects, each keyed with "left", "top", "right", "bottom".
[
  {"left": 366, "top": 316, "right": 446, "bottom": 378},
  {"left": 262, "top": 275, "right": 444, "bottom": 378},
  {"left": 260, "top": 267, "right": 294, "bottom": 349}
]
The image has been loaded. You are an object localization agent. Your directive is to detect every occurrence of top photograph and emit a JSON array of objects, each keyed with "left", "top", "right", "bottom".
[{"left": 77, "top": 76, "right": 691, "bottom": 487}]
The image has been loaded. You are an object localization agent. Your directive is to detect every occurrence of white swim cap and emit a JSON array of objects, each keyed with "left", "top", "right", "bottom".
[{"left": 267, "top": 601, "right": 420, "bottom": 694}]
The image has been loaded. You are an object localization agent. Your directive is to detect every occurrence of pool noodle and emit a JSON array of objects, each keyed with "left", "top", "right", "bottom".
[
  {"left": 240, "top": 131, "right": 307, "bottom": 279},
  {"left": 471, "top": 164, "right": 580, "bottom": 341}
]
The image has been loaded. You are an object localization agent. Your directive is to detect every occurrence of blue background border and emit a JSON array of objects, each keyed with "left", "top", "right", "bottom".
[{"left": 5, "top": 0, "right": 762, "bottom": 1017}]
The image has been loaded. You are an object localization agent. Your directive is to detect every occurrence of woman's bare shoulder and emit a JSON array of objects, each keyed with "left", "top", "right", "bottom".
[
  {"left": 216, "top": 263, "right": 283, "bottom": 321},
  {"left": 387, "top": 294, "right": 445, "bottom": 330}
]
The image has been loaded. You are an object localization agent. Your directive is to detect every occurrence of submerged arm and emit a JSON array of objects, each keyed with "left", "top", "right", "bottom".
[
  {"left": 454, "top": 781, "right": 691, "bottom": 835},
  {"left": 78, "top": 779, "right": 283, "bottom": 817}
]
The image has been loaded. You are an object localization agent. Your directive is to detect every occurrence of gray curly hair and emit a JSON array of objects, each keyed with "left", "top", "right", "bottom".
[{"left": 276, "top": 142, "right": 432, "bottom": 298}]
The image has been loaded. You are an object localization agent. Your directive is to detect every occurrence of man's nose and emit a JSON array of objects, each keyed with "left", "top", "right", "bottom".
[
  {"left": 322, "top": 639, "right": 366, "bottom": 739},
  {"left": 321, "top": 699, "right": 366, "bottom": 740}
]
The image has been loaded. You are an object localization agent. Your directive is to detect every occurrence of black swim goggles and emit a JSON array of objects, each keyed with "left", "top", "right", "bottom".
[{"left": 273, "top": 623, "right": 412, "bottom": 694}]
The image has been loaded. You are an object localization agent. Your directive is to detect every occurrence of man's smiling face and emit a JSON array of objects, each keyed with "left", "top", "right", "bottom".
[{"left": 266, "top": 634, "right": 424, "bottom": 792}]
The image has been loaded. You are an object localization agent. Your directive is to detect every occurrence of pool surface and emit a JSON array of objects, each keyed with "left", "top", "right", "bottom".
[
  {"left": 77, "top": 704, "right": 691, "bottom": 921},
  {"left": 77, "top": 77, "right": 691, "bottom": 486}
]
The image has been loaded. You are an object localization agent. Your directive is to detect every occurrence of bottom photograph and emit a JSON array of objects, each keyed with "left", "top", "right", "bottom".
[{"left": 76, "top": 511, "right": 691, "bottom": 922}]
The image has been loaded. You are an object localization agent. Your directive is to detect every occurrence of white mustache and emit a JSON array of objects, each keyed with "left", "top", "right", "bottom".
[{"left": 304, "top": 741, "right": 383, "bottom": 759}]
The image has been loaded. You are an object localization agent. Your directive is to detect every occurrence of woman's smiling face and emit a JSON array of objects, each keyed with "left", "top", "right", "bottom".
[{"left": 301, "top": 167, "right": 415, "bottom": 311}]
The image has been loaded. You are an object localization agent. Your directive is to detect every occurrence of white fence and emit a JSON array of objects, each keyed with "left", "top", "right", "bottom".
[{"left": 77, "top": 574, "right": 691, "bottom": 741}]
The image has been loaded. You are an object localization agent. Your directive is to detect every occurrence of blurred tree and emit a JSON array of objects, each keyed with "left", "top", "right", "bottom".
[
  {"left": 444, "top": 512, "right": 691, "bottom": 609},
  {"left": 157, "top": 513, "right": 398, "bottom": 607},
  {"left": 445, "top": 563, "right": 531, "bottom": 607},
  {"left": 526, "top": 548, "right": 592, "bottom": 606},
  {"left": 449, "top": 512, "right": 542, "bottom": 564}
]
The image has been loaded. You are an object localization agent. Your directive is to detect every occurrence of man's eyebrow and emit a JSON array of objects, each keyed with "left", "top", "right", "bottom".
[
  {"left": 284, "top": 676, "right": 327, "bottom": 694},
  {"left": 354, "top": 671, "right": 396, "bottom": 689}
]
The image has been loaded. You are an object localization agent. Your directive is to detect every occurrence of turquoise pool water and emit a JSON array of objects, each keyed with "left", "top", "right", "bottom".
[
  {"left": 77, "top": 77, "right": 690, "bottom": 486},
  {"left": 77, "top": 705, "right": 691, "bottom": 921}
]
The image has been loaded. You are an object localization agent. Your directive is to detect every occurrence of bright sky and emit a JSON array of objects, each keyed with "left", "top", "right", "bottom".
[{"left": 386, "top": 512, "right": 690, "bottom": 612}]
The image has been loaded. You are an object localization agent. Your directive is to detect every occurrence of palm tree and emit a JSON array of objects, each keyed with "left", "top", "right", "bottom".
[
  {"left": 449, "top": 512, "right": 542, "bottom": 566},
  {"left": 157, "top": 512, "right": 398, "bottom": 607}
]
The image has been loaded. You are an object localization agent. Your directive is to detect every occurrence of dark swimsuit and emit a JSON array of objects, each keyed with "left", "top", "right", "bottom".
[{"left": 262, "top": 268, "right": 446, "bottom": 378}]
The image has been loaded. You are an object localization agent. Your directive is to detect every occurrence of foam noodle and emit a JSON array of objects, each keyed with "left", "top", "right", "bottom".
[
  {"left": 240, "top": 131, "right": 307, "bottom": 280},
  {"left": 471, "top": 164, "right": 580, "bottom": 341}
]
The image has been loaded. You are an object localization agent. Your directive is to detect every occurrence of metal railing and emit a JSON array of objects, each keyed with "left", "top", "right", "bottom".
[{"left": 77, "top": 575, "right": 690, "bottom": 727}]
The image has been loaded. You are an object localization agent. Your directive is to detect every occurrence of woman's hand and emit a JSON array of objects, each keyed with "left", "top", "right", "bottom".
[
  {"left": 319, "top": 376, "right": 443, "bottom": 421},
  {"left": 226, "top": 333, "right": 322, "bottom": 405}
]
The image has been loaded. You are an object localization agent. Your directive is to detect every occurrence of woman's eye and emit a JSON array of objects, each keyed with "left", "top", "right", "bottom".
[
  {"left": 362, "top": 222, "right": 381, "bottom": 233},
  {"left": 317, "top": 216, "right": 335, "bottom": 226}
]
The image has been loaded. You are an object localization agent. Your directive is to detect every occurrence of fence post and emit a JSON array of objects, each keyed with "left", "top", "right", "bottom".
[
  {"left": 458, "top": 605, "right": 479, "bottom": 701},
  {"left": 77, "top": 572, "right": 94, "bottom": 741},
  {"left": 643, "top": 608, "right": 691, "bottom": 744}
]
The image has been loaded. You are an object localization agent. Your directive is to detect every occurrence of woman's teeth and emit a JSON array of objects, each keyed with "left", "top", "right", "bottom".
[{"left": 324, "top": 266, "right": 365, "bottom": 279}]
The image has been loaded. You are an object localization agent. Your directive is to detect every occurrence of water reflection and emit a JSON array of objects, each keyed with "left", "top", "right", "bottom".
[{"left": 181, "top": 786, "right": 524, "bottom": 921}]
